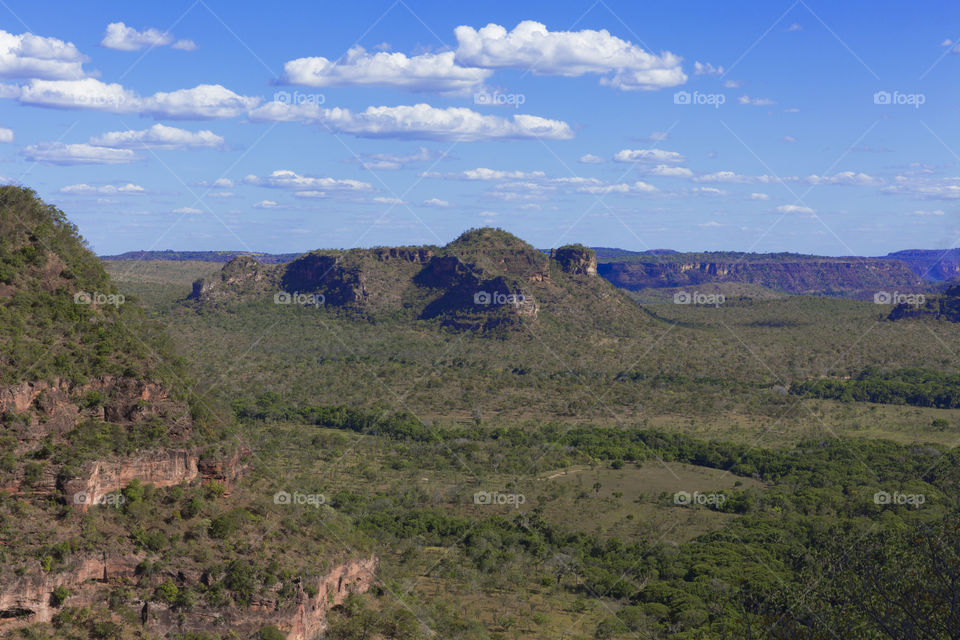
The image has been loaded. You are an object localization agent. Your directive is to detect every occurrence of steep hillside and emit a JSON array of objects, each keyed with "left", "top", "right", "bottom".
[
  {"left": 888, "top": 283, "right": 960, "bottom": 322},
  {"left": 0, "top": 187, "right": 376, "bottom": 640}
]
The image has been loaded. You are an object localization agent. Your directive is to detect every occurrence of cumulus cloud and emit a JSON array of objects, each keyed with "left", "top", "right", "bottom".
[
  {"left": 248, "top": 101, "right": 574, "bottom": 141},
  {"left": 60, "top": 183, "right": 145, "bottom": 195},
  {"left": 614, "top": 148, "right": 685, "bottom": 163},
  {"left": 357, "top": 146, "right": 442, "bottom": 170},
  {"left": 883, "top": 175, "right": 960, "bottom": 200},
  {"left": 421, "top": 167, "right": 547, "bottom": 180},
  {"left": 422, "top": 197, "right": 450, "bottom": 207},
  {"left": 775, "top": 204, "right": 815, "bottom": 214},
  {"left": 90, "top": 123, "right": 225, "bottom": 150},
  {"left": 694, "top": 62, "right": 724, "bottom": 76},
  {"left": 648, "top": 164, "right": 693, "bottom": 177},
  {"left": 22, "top": 142, "right": 138, "bottom": 165},
  {"left": 0, "top": 29, "right": 87, "bottom": 80},
  {"left": 372, "top": 196, "right": 404, "bottom": 204},
  {"left": 16, "top": 78, "right": 259, "bottom": 119},
  {"left": 577, "top": 180, "right": 657, "bottom": 195},
  {"left": 804, "top": 171, "right": 882, "bottom": 186},
  {"left": 253, "top": 200, "right": 281, "bottom": 209},
  {"left": 454, "top": 21, "right": 686, "bottom": 91},
  {"left": 693, "top": 186, "right": 727, "bottom": 195},
  {"left": 101, "top": 22, "right": 173, "bottom": 51},
  {"left": 694, "top": 171, "right": 783, "bottom": 184},
  {"left": 244, "top": 169, "right": 373, "bottom": 192},
  {"left": 750, "top": 192, "right": 770, "bottom": 200},
  {"left": 738, "top": 95, "right": 777, "bottom": 106},
  {"left": 0, "top": 127, "right": 11, "bottom": 142},
  {"left": 100, "top": 23, "right": 196, "bottom": 52},
  {"left": 172, "top": 206, "right": 203, "bottom": 215},
  {"left": 195, "top": 178, "right": 234, "bottom": 188},
  {"left": 284, "top": 46, "right": 490, "bottom": 93},
  {"left": 579, "top": 153, "right": 604, "bottom": 164}
]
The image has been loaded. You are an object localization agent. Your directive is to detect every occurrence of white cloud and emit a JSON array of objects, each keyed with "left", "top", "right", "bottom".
[
  {"left": 804, "top": 172, "right": 882, "bottom": 186},
  {"left": 454, "top": 21, "right": 686, "bottom": 91},
  {"left": 694, "top": 171, "right": 783, "bottom": 184},
  {"left": 648, "top": 164, "right": 692, "bottom": 177},
  {"left": 738, "top": 95, "right": 777, "bottom": 106},
  {"left": 787, "top": 23, "right": 803, "bottom": 32},
  {"left": 422, "top": 167, "right": 547, "bottom": 181},
  {"left": 358, "top": 146, "right": 440, "bottom": 170},
  {"left": 577, "top": 180, "right": 657, "bottom": 195},
  {"left": 248, "top": 101, "right": 574, "bottom": 141},
  {"left": 101, "top": 22, "right": 173, "bottom": 51},
  {"left": 90, "top": 123, "right": 225, "bottom": 150},
  {"left": 579, "top": 153, "right": 605, "bottom": 164},
  {"left": 700, "top": 220, "right": 724, "bottom": 227},
  {"left": 883, "top": 175, "right": 960, "bottom": 200},
  {"left": 694, "top": 62, "right": 723, "bottom": 76},
  {"left": 614, "top": 148, "right": 685, "bottom": 163},
  {"left": 244, "top": 170, "right": 373, "bottom": 192},
  {"left": 59, "top": 183, "right": 145, "bottom": 195},
  {"left": 196, "top": 178, "right": 234, "bottom": 188},
  {"left": 750, "top": 192, "right": 770, "bottom": 200},
  {"left": 693, "top": 186, "right": 727, "bottom": 195},
  {"left": 723, "top": 80, "right": 743, "bottom": 88},
  {"left": 141, "top": 84, "right": 259, "bottom": 119},
  {"left": 775, "top": 204, "right": 815, "bottom": 214},
  {"left": 783, "top": 135, "right": 797, "bottom": 143},
  {"left": 0, "top": 127, "right": 11, "bottom": 142},
  {"left": 372, "top": 196, "right": 404, "bottom": 204},
  {"left": 0, "top": 29, "right": 87, "bottom": 80},
  {"left": 16, "top": 78, "right": 259, "bottom": 119},
  {"left": 173, "top": 206, "right": 203, "bottom": 215},
  {"left": 100, "top": 23, "right": 197, "bottom": 53},
  {"left": 206, "top": 191, "right": 235, "bottom": 198},
  {"left": 912, "top": 209, "right": 945, "bottom": 216},
  {"left": 253, "top": 200, "right": 281, "bottom": 209},
  {"left": 284, "top": 46, "right": 491, "bottom": 93},
  {"left": 22, "top": 142, "right": 138, "bottom": 165},
  {"left": 422, "top": 197, "right": 450, "bottom": 207}
]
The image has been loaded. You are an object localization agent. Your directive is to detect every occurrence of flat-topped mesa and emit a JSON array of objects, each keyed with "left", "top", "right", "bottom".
[
  {"left": 553, "top": 245, "right": 598, "bottom": 276},
  {"left": 186, "top": 227, "right": 644, "bottom": 331}
]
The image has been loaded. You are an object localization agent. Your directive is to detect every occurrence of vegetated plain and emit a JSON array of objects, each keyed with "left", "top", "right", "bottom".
[
  {"left": 93, "top": 231, "right": 960, "bottom": 639},
  {"left": 1, "top": 186, "right": 956, "bottom": 640}
]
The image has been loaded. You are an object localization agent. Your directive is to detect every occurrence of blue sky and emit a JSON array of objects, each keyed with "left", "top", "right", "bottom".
[{"left": 0, "top": 0, "right": 958, "bottom": 255}]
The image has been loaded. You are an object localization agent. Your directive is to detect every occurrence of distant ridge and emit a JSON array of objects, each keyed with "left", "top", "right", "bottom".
[{"left": 101, "top": 249, "right": 301, "bottom": 263}]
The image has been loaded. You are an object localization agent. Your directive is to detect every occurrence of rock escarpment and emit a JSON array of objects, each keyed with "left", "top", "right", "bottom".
[{"left": 187, "top": 228, "right": 628, "bottom": 332}]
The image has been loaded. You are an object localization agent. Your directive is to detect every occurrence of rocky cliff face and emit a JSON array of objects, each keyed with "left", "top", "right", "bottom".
[
  {"left": 0, "top": 553, "right": 377, "bottom": 639},
  {"left": 553, "top": 245, "right": 598, "bottom": 276},
  {"left": 597, "top": 258, "right": 922, "bottom": 294}
]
